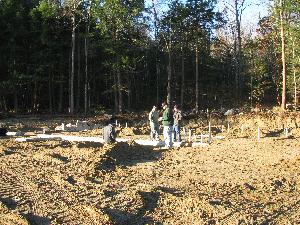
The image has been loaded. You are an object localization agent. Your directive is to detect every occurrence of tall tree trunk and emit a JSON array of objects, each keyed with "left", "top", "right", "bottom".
[
  {"left": 292, "top": 39, "right": 297, "bottom": 108},
  {"left": 33, "top": 80, "right": 37, "bottom": 112},
  {"left": 272, "top": 50, "right": 281, "bottom": 106},
  {"left": 133, "top": 73, "right": 139, "bottom": 108},
  {"left": 70, "top": 14, "right": 75, "bottom": 114},
  {"left": 117, "top": 69, "right": 123, "bottom": 113},
  {"left": 84, "top": 34, "right": 89, "bottom": 115},
  {"left": 84, "top": 3, "right": 91, "bottom": 116},
  {"left": 144, "top": 52, "right": 150, "bottom": 105},
  {"left": 0, "top": 96, "right": 7, "bottom": 111},
  {"left": 127, "top": 76, "right": 131, "bottom": 110},
  {"left": 88, "top": 80, "right": 91, "bottom": 111},
  {"left": 49, "top": 66, "right": 53, "bottom": 114},
  {"left": 167, "top": 44, "right": 172, "bottom": 110},
  {"left": 114, "top": 72, "right": 118, "bottom": 113},
  {"left": 151, "top": 0, "right": 160, "bottom": 105},
  {"left": 14, "top": 88, "right": 18, "bottom": 113},
  {"left": 76, "top": 35, "right": 81, "bottom": 112},
  {"left": 233, "top": 32, "right": 238, "bottom": 101},
  {"left": 234, "top": 0, "right": 242, "bottom": 105},
  {"left": 280, "top": 0, "right": 286, "bottom": 111},
  {"left": 156, "top": 62, "right": 160, "bottom": 104},
  {"left": 195, "top": 45, "right": 199, "bottom": 113},
  {"left": 69, "top": 51, "right": 71, "bottom": 112},
  {"left": 58, "top": 66, "right": 63, "bottom": 113},
  {"left": 13, "top": 60, "right": 18, "bottom": 113},
  {"left": 180, "top": 47, "right": 185, "bottom": 109}
]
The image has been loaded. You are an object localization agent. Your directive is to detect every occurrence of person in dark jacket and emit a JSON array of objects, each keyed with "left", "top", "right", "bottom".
[
  {"left": 161, "top": 102, "right": 173, "bottom": 148},
  {"left": 103, "top": 118, "right": 116, "bottom": 144},
  {"left": 149, "top": 105, "right": 160, "bottom": 140},
  {"left": 173, "top": 105, "right": 182, "bottom": 142}
]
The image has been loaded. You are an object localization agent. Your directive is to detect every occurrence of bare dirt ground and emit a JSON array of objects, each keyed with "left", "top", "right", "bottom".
[{"left": 0, "top": 111, "right": 300, "bottom": 225}]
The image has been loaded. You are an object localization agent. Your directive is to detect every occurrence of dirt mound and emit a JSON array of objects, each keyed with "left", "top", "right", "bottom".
[
  {"left": 222, "top": 112, "right": 300, "bottom": 138},
  {"left": 229, "top": 111, "right": 300, "bottom": 129},
  {"left": 184, "top": 111, "right": 300, "bottom": 139},
  {"left": 114, "top": 126, "right": 149, "bottom": 137},
  {"left": 118, "top": 127, "right": 136, "bottom": 136}
]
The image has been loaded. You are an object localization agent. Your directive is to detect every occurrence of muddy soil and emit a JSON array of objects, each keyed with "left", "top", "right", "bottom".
[{"left": 0, "top": 112, "right": 299, "bottom": 225}]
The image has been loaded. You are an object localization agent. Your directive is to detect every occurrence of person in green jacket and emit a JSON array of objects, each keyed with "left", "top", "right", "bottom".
[{"left": 161, "top": 102, "right": 173, "bottom": 148}]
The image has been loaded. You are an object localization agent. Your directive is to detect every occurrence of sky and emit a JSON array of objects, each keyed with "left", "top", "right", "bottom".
[
  {"left": 217, "top": 0, "right": 270, "bottom": 28},
  {"left": 145, "top": 0, "right": 270, "bottom": 31}
]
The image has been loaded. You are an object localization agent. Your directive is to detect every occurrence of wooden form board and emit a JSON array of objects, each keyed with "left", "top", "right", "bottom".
[{"left": 15, "top": 134, "right": 208, "bottom": 147}]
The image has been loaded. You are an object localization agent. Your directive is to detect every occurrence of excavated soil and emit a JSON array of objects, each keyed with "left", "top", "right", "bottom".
[{"left": 0, "top": 111, "right": 300, "bottom": 225}]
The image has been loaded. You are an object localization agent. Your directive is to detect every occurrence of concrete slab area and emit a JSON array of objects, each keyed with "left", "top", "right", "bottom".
[
  {"left": 15, "top": 134, "right": 208, "bottom": 147},
  {"left": 134, "top": 139, "right": 165, "bottom": 147},
  {"left": 6, "top": 131, "right": 24, "bottom": 136},
  {"left": 37, "top": 134, "right": 103, "bottom": 142},
  {"left": 15, "top": 137, "right": 62, "bottom": 142},
  {"left": 54, "top": 121, "right": 101, "bottom": 132},
  {"left": 16, "top": 134, "right": 129, "bottom": 143},
  {"left": 134, "top": 140, "right": 187, "bottom": 147}
]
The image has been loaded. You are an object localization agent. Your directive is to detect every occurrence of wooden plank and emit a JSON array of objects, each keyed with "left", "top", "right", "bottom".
[
  {"left": 15, "top": 137, "right": 62, "bottom": 142},
  {"left": 17, "top": 134, "right": 129, "bottom": 143},
  {"left": 6, "top": 131, "right": 24, "bottom": 136},
  {"left": 16, "top": 134, "right": 204, "bottom": 148},
  {"left": 197, "top": 134, "right": 225, "bottom": 139},
  {"left": 134, "top": 140, "right": 165, "bottom": 147},
  {"left": 37, "top": 134, "right": 103, "bottom": 142}
]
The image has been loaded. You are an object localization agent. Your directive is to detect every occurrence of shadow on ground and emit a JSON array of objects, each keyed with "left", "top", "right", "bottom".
[
  {"left": 95, "top": 142, "right": 167, "bottom": 172},
  {"left": 22, "top": 213, "right": 52, "bottom": 225},
  {"left": 0, "top": 197, "right": 17, "bottom": 210}
]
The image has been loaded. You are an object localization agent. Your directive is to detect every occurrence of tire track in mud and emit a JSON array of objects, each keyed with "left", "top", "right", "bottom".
[
  {"left": 0, "top": 165, "right": 76, "bottom": 224},
  {"left": 0, "top": 153, "right": 108, "bottom": 225}
]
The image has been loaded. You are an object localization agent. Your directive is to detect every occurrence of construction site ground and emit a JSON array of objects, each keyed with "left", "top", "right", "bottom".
[{"left": 0, "top": 110, "right": 300, "bottom": 225}]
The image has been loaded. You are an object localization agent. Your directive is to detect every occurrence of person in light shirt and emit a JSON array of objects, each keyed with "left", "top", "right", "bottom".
[{"left": 173, "top": 105, "right": 182, "bottom": 142}]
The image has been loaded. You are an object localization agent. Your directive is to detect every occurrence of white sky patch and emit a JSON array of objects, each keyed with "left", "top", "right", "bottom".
[
  {"left": 217, "top": 0, "right": 270, "bottom": 31},
  {"left": 144, "top": 0, "right": 270, "bottom": 39},
  {"left": 145, "top": 0, "right": 270, "bottom": 28}
]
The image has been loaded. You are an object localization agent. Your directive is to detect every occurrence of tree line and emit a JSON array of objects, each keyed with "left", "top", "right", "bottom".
[{"left": 0, "top": 0, "right": 299, "bottom": 114}]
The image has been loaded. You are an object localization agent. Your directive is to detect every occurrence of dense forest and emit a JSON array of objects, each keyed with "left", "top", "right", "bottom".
[{"left": 0, "top": 0, "right": 299, "bottom": 114}]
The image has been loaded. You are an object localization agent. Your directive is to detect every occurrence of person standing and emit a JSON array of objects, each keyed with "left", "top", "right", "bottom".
[
  {"left": 173, "top": 105, "right": 182, "bottom": 142},
  {"left": 149, "top": 105, "right": 160, "bottom": 140},
  {"left": 103, "top": 118, "right": 117, "bottom": 144},
  {"left": 161, "top": 102, "right": 173, "bottom": 148}
]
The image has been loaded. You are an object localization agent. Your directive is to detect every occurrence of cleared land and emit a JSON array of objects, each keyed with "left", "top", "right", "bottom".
[{"left": 0, "top": 111, "right": 299, "bottom": 225}]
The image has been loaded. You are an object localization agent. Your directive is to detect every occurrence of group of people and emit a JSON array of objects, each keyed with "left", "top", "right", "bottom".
[
  {"left": 149, "top": 102, "right": 182, "bottom": 148},
  {"left": 102, "top": 102, "right": 183, "bottom": 148}
]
